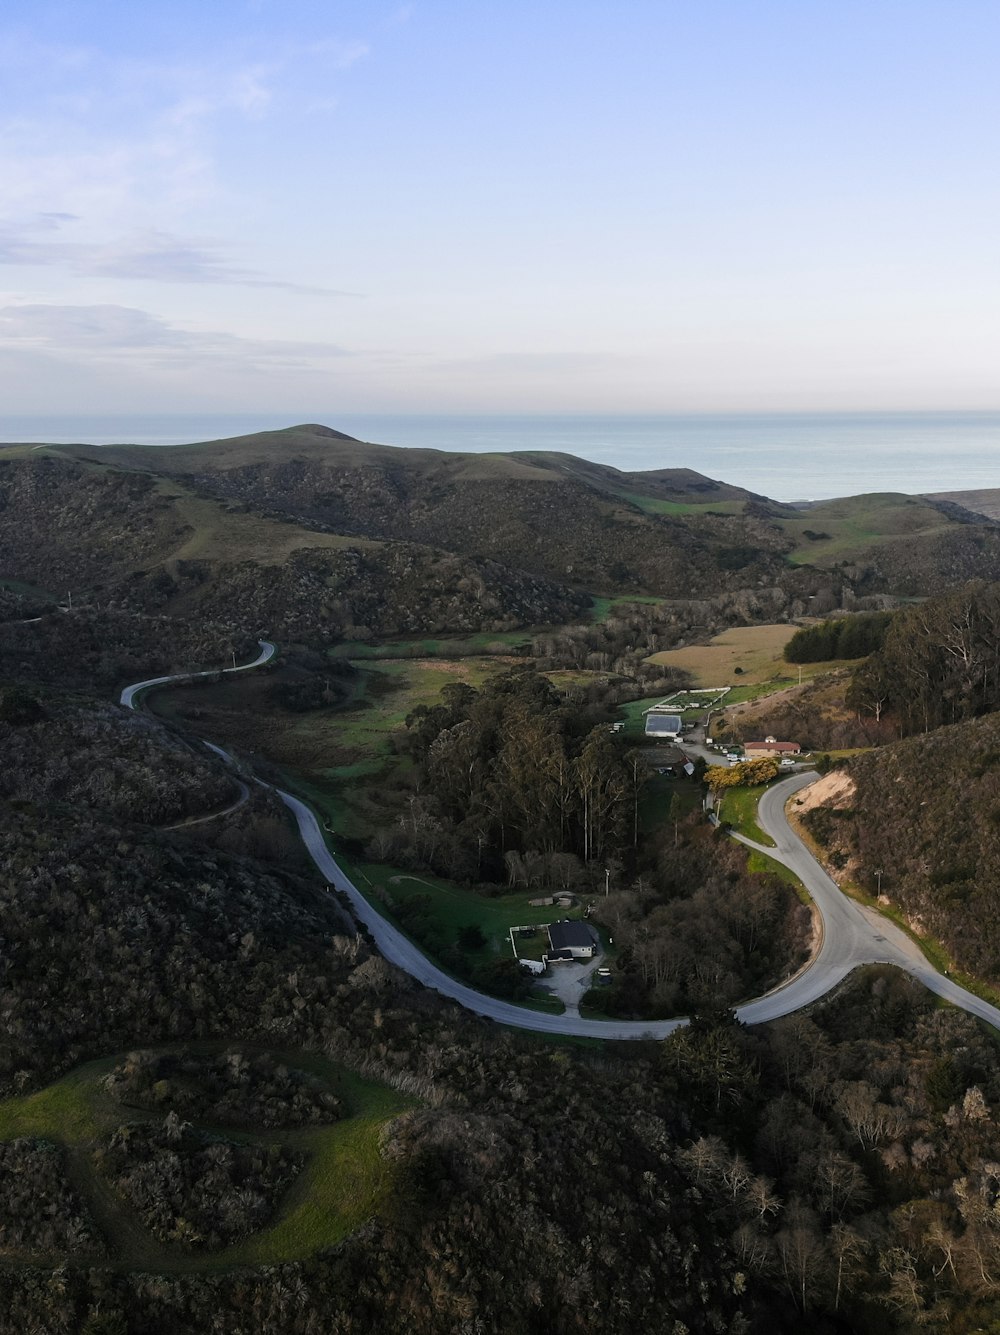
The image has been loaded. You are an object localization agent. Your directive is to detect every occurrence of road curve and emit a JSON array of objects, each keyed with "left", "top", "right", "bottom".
[
  {"left": 120, "top": 649, "right": 1000, "bottom": 1039},
  {"left": 119, "top": 640, "right": 276, "bottom": 709}
]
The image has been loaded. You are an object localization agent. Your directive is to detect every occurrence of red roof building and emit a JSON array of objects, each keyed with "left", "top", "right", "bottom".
[{"left": 745, "top": 738, "right": 801, "bottom": 756}]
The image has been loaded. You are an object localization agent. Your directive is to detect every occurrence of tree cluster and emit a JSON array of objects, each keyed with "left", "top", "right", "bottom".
[
  {"left": 847, "top": 581, "right": 1000, "bottom": 734},
  {"left": 784, "top": 611, "right": 895, "bottom": 663},
  {"left": 589, "top": 818, "right": 810, "bottom": 1016},
  {"left": 381, "top": 667, "right": 647, "bottom": 880}
]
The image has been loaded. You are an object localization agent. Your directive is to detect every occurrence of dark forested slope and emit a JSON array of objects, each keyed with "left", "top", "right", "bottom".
[
  {"left": 0, "top": 449, "right": 585, "bottom": 641},
  {"left": 802, "top": 711, "right": 1000, "bottom": 981}
]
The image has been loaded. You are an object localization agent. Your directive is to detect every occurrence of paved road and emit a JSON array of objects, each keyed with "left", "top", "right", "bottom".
[
  {"left": 120, "top": 650, "right": 1000, "bottom": 1039},
  {"left": 737, "top": 773, "right": 1000, "bottom": 1030},
  {"left": 119, "top": 640, "right": 276, "bottom": 708}
]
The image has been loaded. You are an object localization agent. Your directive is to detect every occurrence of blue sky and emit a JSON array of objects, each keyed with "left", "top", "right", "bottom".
[{"left": 1, "top": 1, "right": 999, "bottom": 414}]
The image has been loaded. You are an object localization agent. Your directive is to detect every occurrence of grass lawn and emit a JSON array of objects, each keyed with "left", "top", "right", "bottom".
[
  {"left": 0, "top": 1047, "right": 413, "bottom": 1271},
  {"left": 638, "top": 772, "right": 701, "bottom": 834},
  {"left": 0, "top": 576, "right": 59, "bottom": 600},
  {"left": 718, "top": 784, "right": 776, "bottom": 846},
  {"left": 220, "top": 1070, "right": 412, "bottom": 1265},
  {"left": 350, "top": 862, "right": 584, "bottom": 945}
]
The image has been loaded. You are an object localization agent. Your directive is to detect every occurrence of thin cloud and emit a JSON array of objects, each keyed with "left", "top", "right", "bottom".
[
  {"left": 0, "top": 218, "right": 351, "bottom": 294},
  {"left": 0, "top": 302, "right": 352, "bottom": 374}
]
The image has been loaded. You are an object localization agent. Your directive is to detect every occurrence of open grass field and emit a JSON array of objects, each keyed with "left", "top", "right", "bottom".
[
  {"left": 638, "top": 772, "right": 702, "bottom": 832},
  {"left": 354, "top": 862, "right": 585, "bottom": 942},
  {"left": 744, "top": 849, "right": 811, "bottom": 905},
  {"left": 718, "top": 784, "right": 776, "bottom": 847},
  {"left": 0, "top": 1046, "right": 412, "bottom": 1272},
  {"left": 0, "top": 575, "right": 59, "bottom": 600},
  {"left": 778, "top": 493, "right": 955, "bottom": 566}
]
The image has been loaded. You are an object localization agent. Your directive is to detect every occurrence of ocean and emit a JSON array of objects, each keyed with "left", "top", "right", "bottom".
[{"left": 3, "top": 411, "right": 1000, "bottom": 502}]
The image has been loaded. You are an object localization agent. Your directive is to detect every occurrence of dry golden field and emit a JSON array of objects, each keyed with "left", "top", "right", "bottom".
[{"left": 646, "top": 623, "right": 800, "bottom": 686}]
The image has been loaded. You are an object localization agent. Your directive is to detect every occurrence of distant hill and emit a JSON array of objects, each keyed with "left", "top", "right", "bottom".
[
  {"left": 926, "top": 486, "right": 1000, "bottom": 522},
  {"left": 7, "top": 424, "right": 1000, "bottom": 648},
  {"left": 0, "top": 447, "right": 586, "bottom": 642},
  {"left": 83, "top": 423, "right": 793, "bottom": 599}
]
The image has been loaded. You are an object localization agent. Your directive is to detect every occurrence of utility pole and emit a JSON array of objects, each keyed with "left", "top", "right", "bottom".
[
  {"left": 232, "top": 650, "right": 237, "bottom": 670},
  {"left": 604, "top": 867, "right": 610, "bottom": 896},
  {"left": 875, "top": 868, "right": 883, "bottom": 895}
]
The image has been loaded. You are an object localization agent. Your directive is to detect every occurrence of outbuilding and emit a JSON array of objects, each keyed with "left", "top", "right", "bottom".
[{"left": 644, "top": 713, "right": 683, "bottom": 740}]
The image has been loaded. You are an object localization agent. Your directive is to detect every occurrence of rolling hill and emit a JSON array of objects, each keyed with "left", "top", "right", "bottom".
[{"left": 6, "top": 425, "right": 1000, "bottom": 651}]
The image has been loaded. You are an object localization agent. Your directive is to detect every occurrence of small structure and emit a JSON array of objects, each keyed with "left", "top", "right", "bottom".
[
  {"left": 546, "top": 920, "right": 596, "bottom": 961},
  {"left": 745, "top": 736, "right": 801, "bottom": 757},
  {"left": 644, "top": 713, "right": 682, "bottom": 740},
  {"left": 518, "top": 958, "right": 546, "bottom": 976}
]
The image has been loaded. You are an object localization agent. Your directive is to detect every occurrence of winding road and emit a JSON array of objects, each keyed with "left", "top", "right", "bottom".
[{"left": 121, "top": 643, "right": 1000, "bottom": 1039}]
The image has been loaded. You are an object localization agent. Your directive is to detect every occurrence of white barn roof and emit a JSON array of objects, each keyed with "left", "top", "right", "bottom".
[{"left": 644, "top": 714, "right": 682, "bottom": 736}]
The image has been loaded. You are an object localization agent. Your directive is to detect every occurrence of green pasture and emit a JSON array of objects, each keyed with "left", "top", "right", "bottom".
[
  {"left": 349, "top": 861, "right": 585, "bottom": 945},
  {"left": 0, "top": 1047, "right": 412, "bottom": 1271},
  {"left": 614, "top": 491, "right": 747, "bottom": 518},
  {"left": 778, "top": 493, "right": 954, "bottom": 566}
]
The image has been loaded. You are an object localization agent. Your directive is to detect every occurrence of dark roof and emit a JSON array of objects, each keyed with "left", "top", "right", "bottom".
[
  {"left": 547, "top": 920, "right": 595, "bottom": 951},
  {"left": 645, "top": 714, "right": 682, "bottom": 734}
]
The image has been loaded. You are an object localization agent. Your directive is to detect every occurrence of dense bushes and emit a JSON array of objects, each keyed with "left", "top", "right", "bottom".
[
  {"left": 94, "top": 1121, "right": 302, "bottom": 1249},
  {"left": 0, "top": 607, "right": 254, "bottom": 694},
  {"left": 0, "top": 1140, "right": 102, "bottom": 1257},
  {"left": 0, "top": 695, "right": 235, "bottom": 825},
  {"left": 104, "top": 1049, "right": 342, "bottom": 1128}
]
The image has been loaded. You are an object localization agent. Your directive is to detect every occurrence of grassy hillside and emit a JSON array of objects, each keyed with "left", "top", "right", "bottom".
[
  {"left": 82, "top": 424, "right": 1000, "bottom": 599},
  {"left": 779, "top": 492, "right": 965, "bottom": 564}
]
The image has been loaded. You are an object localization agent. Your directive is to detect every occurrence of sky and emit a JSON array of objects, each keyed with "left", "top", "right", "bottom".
[{"left": 2, "top": 0, "right": 1000, "bottom": 416}]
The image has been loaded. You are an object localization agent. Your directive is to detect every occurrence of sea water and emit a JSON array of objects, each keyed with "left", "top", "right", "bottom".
[{"left": 3, "top": 411, "right": 1000, "bottom": 502}]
